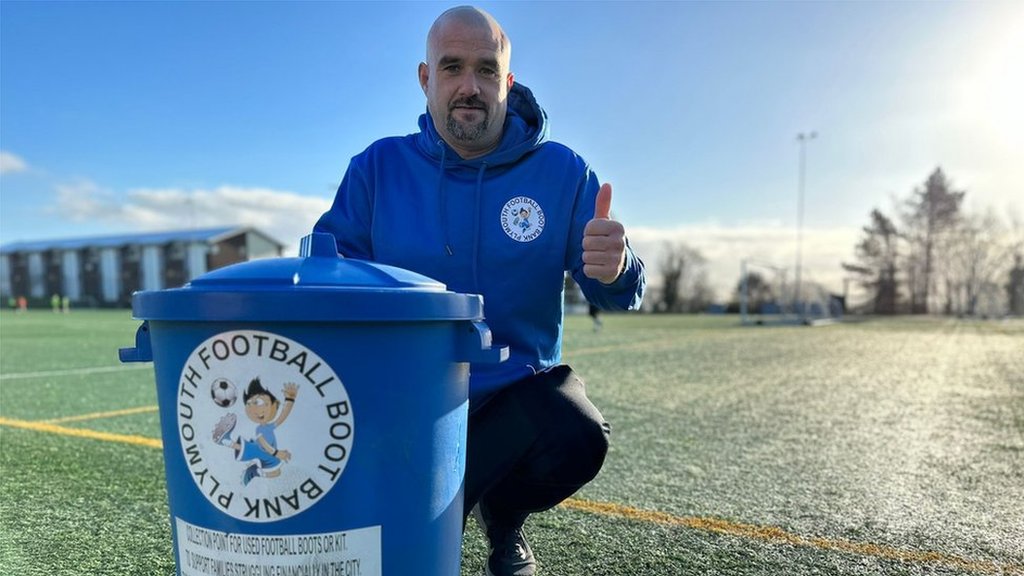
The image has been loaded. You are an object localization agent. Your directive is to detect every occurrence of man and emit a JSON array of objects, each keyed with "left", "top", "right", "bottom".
[{"left": 314, "top": 6, "right": 645, "bottom": 575}]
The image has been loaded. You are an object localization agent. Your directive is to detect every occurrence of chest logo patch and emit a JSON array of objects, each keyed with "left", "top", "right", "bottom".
[{"left": 500, "top": 196, "right": 546, "bottom": 243}]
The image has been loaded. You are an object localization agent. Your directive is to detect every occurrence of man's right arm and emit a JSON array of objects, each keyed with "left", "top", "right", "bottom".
[{"left": 313, "top": 160, "right": 375, "bottom": 260}]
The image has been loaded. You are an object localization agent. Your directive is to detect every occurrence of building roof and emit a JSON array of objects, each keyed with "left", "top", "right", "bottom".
[{"left": 0, "top": 226, "right": 282, "bottom": 254}]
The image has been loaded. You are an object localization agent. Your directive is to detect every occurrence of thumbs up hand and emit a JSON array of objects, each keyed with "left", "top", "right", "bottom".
[{"left": 583, "top": 183, "right": 627, "bottom": 284}]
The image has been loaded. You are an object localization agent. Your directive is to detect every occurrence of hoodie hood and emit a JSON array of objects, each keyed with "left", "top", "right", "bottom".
[{"left": 416, "top": 82, "right": 549, "bottom": 167}]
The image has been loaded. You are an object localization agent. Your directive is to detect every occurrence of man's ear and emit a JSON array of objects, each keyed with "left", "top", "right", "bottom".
[
  {"left": 418, "top": 62, "right": 430, "bottom": 95},
  {"left": 506, "top": 71, "right": 515, "bottom": 90}
]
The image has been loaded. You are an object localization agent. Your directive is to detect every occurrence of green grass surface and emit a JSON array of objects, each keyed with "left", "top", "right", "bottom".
[{"left": 1, "top": 310, "right": 1022, "bottom": 575}]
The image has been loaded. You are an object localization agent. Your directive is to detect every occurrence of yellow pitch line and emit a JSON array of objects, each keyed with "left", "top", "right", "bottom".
[
  {"left": 560, "top": 498, "right": 1023, "bottom": 575},
  {"left": 44, "top": 405, "right": 159, "bottom": 424},
  {"left": 0, "top": 416, "right": 163, "bottom": 450},
  {"left": 1, "top": 415, "right": 1019, "bottom": 574}
]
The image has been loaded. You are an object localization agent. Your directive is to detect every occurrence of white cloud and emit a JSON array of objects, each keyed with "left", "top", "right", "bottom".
[
  {"left": 53, "top": 183, "right": 332, "bottom": 252},
  {"left": 53, "top": 180, "right": 112, "bottom": 215},
  {"left": 0, "top": 151, "right": 29, "bottom": 174},
  {"left": 48, "top": 179, "right": 864, "bottom": 303}
]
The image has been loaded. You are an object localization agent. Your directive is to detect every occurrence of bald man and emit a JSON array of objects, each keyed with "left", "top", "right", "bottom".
[{"left": 315, "top": 6, "right": 646, "bottom": 575}]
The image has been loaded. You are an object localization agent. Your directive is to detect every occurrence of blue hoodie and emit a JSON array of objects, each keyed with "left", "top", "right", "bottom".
[{"left": 315, "top": 83, "right": 645, "bottom": 403}]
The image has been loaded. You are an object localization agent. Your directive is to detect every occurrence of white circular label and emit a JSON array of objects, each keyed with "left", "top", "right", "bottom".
[
  {"left": 500, "top": 196, "right": 546, "bottom": 242},
  {"left": 177, "top": 330, "right": 353, "bottom": 522}
]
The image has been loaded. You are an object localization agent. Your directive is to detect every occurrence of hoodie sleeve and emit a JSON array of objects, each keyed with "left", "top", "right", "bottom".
[
  {"left": 313, "top": 157, "right": 374, "bottom": 260},
  {"left": 568, "top": 169, "right": 646, "bottom": 311}
]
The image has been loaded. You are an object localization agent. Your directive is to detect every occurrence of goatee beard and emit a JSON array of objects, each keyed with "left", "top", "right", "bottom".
[{"left": 446, "top": 114, "right": 489, "bottom": 142}]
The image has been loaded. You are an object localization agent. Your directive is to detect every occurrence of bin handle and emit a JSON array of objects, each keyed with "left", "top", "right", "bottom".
[
  {"left": 456, "top": 321, "right": 509, "bottom": 364},
  {"left": 119, "top": 321, "right": 153, "bottom": 363}
]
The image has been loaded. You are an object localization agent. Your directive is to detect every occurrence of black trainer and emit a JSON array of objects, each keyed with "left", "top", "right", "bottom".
[{"left": 473, "top": 505, "right": 537, "bottom": 576}]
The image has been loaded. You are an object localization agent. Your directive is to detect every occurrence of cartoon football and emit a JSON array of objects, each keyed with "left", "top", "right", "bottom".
[{"left": 210, "top": 378, "right": 237, "bottom": 408}]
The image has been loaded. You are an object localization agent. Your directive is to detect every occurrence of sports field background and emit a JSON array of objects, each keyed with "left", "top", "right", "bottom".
[{"left": 1, "top": 310, "right": 1022, "bottom": 575}]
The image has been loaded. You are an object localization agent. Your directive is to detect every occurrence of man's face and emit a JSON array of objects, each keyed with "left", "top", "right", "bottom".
[{"left": 419, "top": 17, "right": 513, "bottom": 159}]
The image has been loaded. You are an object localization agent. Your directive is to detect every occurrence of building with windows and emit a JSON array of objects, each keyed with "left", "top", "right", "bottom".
[{"left": 0, "top": 226, "right": 284, "bottom": 308}]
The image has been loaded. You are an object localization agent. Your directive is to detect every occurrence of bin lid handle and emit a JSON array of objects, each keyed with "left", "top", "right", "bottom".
[{"left": 299, "top": 232, "right": 343, "bottom": 259}]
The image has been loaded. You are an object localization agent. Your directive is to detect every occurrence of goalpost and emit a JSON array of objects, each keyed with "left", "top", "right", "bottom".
[
  {"left": 740, "top": 259, "right": 793, "bottom": 325},
  {"left": 740, "top": 259, "right": 841, "bottom": 326}
]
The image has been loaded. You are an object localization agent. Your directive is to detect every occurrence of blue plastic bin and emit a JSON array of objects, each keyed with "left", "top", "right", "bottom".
[{"left": 120, "top": 232, "right": 506, "bottom": 576}]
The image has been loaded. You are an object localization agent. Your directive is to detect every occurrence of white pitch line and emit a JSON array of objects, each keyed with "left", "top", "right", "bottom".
[{"left": 0, "top": 364, "right": 152, "bottom": 381}]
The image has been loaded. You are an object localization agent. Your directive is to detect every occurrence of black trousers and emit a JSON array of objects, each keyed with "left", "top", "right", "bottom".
[{"left": 464, "top": 365, "right": 611, "bottom": 527}]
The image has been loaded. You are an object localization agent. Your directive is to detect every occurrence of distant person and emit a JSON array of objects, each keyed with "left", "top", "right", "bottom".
[
  {"left": 588, "top": 302, "right": 603, "bottom": 332},
  {"left": 62, "top": 295, "right": 71, "bottom": 314},
  {"left": 314, "top": 6, "right": 646, "bottom": 575},
  {"left": 17, "top": 296, "right": 27, "bottom": 312},
  {"left": 51, "top": 294, "right": 60, "bottom": 313}
]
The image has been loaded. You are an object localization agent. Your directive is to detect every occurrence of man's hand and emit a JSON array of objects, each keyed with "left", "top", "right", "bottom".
[{"left": 582, "top": 183, "right": 627, "bottom": 285}]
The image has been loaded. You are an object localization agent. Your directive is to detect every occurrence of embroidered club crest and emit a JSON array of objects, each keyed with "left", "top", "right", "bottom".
[{"left": 500, "top": 197, "right": 545, "bottom": 242}]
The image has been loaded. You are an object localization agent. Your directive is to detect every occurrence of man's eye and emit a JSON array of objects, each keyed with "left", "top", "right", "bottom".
[
  {"left": 479, "top": 68, "right": 497, "bottom": 77},
  {"left": 443, "top": 64, "right": 461, "bottom": 73}
]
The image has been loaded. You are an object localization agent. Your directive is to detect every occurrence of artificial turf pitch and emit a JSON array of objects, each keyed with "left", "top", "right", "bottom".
[{"left": 1, "top": 310, "right": 1021, "bottom": 575}]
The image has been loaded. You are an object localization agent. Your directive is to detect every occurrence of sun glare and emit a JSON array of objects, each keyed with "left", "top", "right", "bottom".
[{"left": 958, "top": 7, "right": 1024, "bottom": 152}]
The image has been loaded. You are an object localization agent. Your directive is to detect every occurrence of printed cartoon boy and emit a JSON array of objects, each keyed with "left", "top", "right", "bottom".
[
  {"left": 515, "top": 206, "right": 531, "bottom": 231},
  {"left": 212, "top": 378, "right": 299, "bottom": 485}
]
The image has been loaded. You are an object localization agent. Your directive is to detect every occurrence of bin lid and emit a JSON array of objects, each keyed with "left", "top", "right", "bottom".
[{"left": 130, "top": 233, "right": 485, "bottom": 322}]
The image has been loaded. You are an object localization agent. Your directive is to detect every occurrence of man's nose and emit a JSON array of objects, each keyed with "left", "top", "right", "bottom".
[{"left": 456, "top": 72, "right": 481, "bottom": 97}]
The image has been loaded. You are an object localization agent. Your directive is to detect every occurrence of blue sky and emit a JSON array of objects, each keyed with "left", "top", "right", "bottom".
[{"left": 1, "top": 1, "right": 1021, "bottom": 298}]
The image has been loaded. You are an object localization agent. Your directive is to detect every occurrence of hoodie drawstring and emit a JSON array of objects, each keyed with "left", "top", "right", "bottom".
[
  {"left": 472, "top": 162, "right": 487, "bottom": 289},
  {"left": 436, "top": 141, "right": 454, "bottom": 256},
  {"left": 436, "top": 139, "right": 488, "bottom": 290}
]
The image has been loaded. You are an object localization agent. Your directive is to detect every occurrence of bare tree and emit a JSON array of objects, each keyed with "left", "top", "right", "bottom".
[
  {"left": 900, "top": 168, "right": 964, "bottom": 313},
  {"left": 844, "top": 209, "right": 900, "bottom": 314},
  {"left": 1008, "top": 254, "right": 1024, "bottom": 316},
  {"left": 945, "top": 209, "right": 1015, "bottom": 316},
  {"left": 1007, "top": 211, "right": 1024, "bottom": 315},
  {"left": 847, "top": 171, "right": 1023, "bottom": 315},
  {"left": 734, "top": 271, "right": 776, "bottom": 313},
  {"left": 657, "top": 241, "right": 709, "bottom": 313}
]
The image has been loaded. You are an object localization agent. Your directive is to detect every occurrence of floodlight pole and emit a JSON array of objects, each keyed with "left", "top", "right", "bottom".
[{"left": 794, "top": 131, "right": 816, "bottom": 319}]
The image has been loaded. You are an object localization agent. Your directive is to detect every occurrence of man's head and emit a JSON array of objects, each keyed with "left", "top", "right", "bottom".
[{"left": 419, "top": 6, "right": 514, "bottom": 159}]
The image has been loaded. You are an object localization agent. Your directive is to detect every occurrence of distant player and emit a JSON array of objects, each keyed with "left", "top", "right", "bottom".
[{"left": 588, "top": 303, "right": 603, "bottom": 332}]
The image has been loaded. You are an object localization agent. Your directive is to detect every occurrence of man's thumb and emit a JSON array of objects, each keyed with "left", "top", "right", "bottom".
[{"left": 594, "top": 183, "right": 613, "bottom": 220}]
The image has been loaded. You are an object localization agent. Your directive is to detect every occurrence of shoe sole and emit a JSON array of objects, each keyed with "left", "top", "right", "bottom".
[
  {"left": 212, "top": 413, "right": 237, "bottom": 443},
  {"left": 483, "top": 565, "right": 536, "bottom": 576}
]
